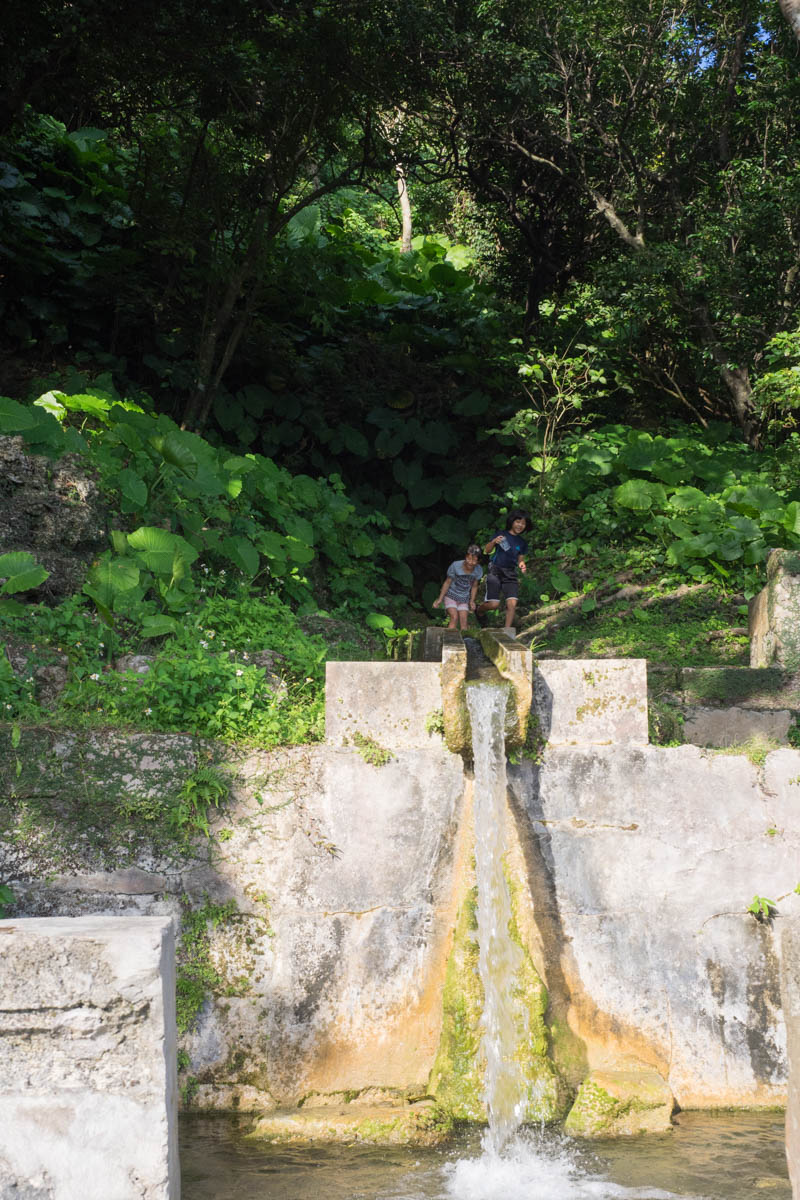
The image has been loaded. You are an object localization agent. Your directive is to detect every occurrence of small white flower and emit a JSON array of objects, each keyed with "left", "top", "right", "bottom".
[
  {"left": 200, "top": 640, "right": 208, "bottom": 648},
  {"left": 5, "top": 703, "right": 12, "bottom": 710},
  {"left": 145, "top": 707, "right": 152, "bottom": 715},
  {"left": 243, "top": 653, "right": 249, "bottom": 660},
  {"left": 121, "top": 687, "right": 127, "bottom": 693},
  {"left": 89, "top": 673, "right": 100, "bottom": 681},
  {"left": 235, "top": 669, "right": 244, "bottom": 677},
  {"left": 219, "top": 569, "right": 226, "bottom": 577},
  {"left": 98, "top": 643, "right": 104, "bottom": 649},
  {"left": 75, "top": 641, "right": 81, "bottom": 647}
]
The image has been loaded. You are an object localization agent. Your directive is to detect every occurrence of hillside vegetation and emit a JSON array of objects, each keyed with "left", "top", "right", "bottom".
[{"left": 2, "top": 0, "right": 800, "bottom": 742}]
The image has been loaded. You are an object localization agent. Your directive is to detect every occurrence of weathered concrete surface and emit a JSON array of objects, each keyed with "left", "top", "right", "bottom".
[
  {"left": 682, "top": 705, "right": 794, "bottom": 747},
  {"left": 534, "top": 659, "right": 648, "bottom": 745},
  {"left": 440, "top": 633, "right": 470, "bottom": 756},
  {"left": 782, "top": 920, "right": 800, "bottom": 1198},
  {"left": 751, "top": 549, "right": 800, "bottom": 670},
  {"left": 4, "top": 740, "right": 467, "bottom": 1115},
  {"left": 0, "top": 915, "right": 178, "bottom": 1199},
  {"left": 509, "top": 744, "right": 800, "bottom": 1108},
  {"left": 479, "top": 630, "right": 533, "bottom": 749},
  {"left": 325, "top": 661, "right": 443, "bottom": 750}
]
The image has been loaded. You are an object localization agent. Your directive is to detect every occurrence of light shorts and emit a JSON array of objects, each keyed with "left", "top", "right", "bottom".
[{"left": 444, "top": 596, "right": 470, "bottom": 611}]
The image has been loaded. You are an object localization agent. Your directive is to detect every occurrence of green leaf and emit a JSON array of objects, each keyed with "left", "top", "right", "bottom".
[
  {"left": 139, "top": 614, "right": 180, "bottom": 638},
  {"left": 549, "top": 567, "right": 572, "bottom": 594},
  {"left": 366, "top": 613, "right": 395, "bottom": 631},
  {"left": 118, "top": 468, "right": 148, "bottom": 509},
  {"left": 222, "top": 536, "right": 260, "bottom": 576},
  {"left": 389, "top": 560, "right": 413, "bottom": 588},
  {"left": 613, "top": 479, "right": 667, "bottom": 512},
  {"left": 154, "top": 432, "right": 198, "bottom": 479},
  {"left": 285, "top": 538, "right": 314, "bottom": 564},
  {"left": 0, "top": 551, "right": 49, "bottom": 594},
  {"left": 84, "top": 555, "right": 141, "bottom": 607},
  {"left": 0, "top": 397, "right": 39, "bottom": 432},
  {"left": 408, "top": 479, "right": 442, "bottom": 509},
  {"left": 430, "top": 515, "right": 468, "bottom": 544},
  {"left": 127, "top": 527, "right": 198, "bottom": 577}
]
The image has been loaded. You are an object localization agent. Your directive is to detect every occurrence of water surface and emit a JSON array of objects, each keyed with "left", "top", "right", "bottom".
[{"left": 180, "top": 1111, "right": 790, "bottom": 1200}]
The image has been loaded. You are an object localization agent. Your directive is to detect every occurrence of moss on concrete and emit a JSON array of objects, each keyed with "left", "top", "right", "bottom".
[
  {"left": 428, "top": 886, "right": 485, "bottom": 1119},
  {"left": 564, "top": 1070, "right": 675, "bottom": 1137},
  {"left": 248, "top": 1101, "right": 454, "bottom": 1146},
  {"left": 440, "top": 636, "right": 470, "bottom": 756},
  {"left": 505, "top": 870, "right": 569, "bottom": 1122},
  {"left": 477, "top": 632, "right": 532, "bottom": 751}
]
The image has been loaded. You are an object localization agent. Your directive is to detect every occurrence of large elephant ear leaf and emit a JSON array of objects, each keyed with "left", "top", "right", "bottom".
[
  {"left": 613, "top": 479, "right": 667, "bottom": 512},
  {"left": 0, "top": 551, "right": 50, "bottom": 594},
  {"left": 127, "top": 527, "right": 198, "bottom": 576}
]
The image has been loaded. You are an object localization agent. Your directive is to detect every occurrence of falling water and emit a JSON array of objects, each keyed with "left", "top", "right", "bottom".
[{"left": 466, "top": 681, "right": 530, "bottom": 1155}]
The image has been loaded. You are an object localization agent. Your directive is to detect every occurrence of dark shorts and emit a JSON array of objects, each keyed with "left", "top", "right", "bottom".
[{"left": 485, "top": 566, "right": 518, "bottom": 602}]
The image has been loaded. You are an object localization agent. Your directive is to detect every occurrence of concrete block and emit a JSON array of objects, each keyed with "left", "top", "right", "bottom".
[
  {"left": 782, "top": 920, "right": 800, "bottom": 1199},
  {"left": 478, "top": 630, "right": 533, "bottom": 749},
  {"left": 534, "top": 659, "right": 648, "bottom": 745},
  {"left": 440, "top": 634, "right": 470, "bottom": 756},
  {"left": 0, "top": 915, "right": 178, "bottom": 1200},
  {"left": 682, "top": 706, "right": 794, "bottom": 747},
  {"left": 325, "top": 661, "right": 443, "bottom": 750}
]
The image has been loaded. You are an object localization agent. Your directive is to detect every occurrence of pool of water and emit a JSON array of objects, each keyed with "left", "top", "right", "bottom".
[{"left": 180, "top": 1111, "right": 790, "bottom": 1200}]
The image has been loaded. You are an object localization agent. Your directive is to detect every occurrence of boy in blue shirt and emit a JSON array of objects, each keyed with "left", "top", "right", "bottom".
[{"left": 475, "top": 510, "right": 528, "bottom": 631}]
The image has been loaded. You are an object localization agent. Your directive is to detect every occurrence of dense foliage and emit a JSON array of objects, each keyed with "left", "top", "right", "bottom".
[{"left": 2, "top": 0, "right": 800, "bottom": 742}]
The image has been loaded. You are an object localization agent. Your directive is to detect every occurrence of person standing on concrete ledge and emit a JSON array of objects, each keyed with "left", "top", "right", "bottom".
[
  {"left": 475, "top": 510, "right": 528, "bottom": 631},
  {"left": 433, "top": 544, "right": 484, "bottom": 630}
]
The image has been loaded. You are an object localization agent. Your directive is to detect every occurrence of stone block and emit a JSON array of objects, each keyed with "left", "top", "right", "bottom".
[
  {"left": 0, "top": 915, "right": 178, "bottom": 1200},
  {"left": 682, "top": 705, "right": 794, "bottom": 747},
  {"left": 325, "top": 661, "right": 444, "bottom": 751},
  {"left": 423, "top": 626, "right": 445, "bottom": 662},
  {"left": 440, "top": 634, "right": 470, "bottom": 756},
  {"left": 781, "top": 920, "right": 800, "bottom": 1200},
  {"left": 534, "top": 659, "right": 648, "bottom": 745},
  {"left": 564, "top": 1068, "right": 675, "bottom": 1137},
  {"left": 750, "top": 548, "right": 800, "bottom": 669},
  {"left": 478, "top": 630, "right": 533, "bottom": 749}
]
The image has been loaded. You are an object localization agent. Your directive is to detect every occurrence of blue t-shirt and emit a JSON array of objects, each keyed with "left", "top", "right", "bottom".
[{"left": 491, "top": 531, "right": 527, "bottom": 570}]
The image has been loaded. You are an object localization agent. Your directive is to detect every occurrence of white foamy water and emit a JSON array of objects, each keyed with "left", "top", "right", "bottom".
[
  {"left": 443, "top": 1132, "right": 702, "bottom": 1200},
  {"left": 467, "top": 683, "right": 530, "bottom": 1155}
]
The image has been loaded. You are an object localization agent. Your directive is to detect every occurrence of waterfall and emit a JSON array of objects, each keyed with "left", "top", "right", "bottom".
[{"left": 467, "top": 682, "right": 529, "bottom": 1155}]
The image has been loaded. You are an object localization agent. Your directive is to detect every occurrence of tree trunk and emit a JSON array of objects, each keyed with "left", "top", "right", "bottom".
[
  {"left": 396, "top": 163, "right": 412, "bottom": 253},
  {"left": 779, "top": 0, "right": 800, "bottom": 43}
]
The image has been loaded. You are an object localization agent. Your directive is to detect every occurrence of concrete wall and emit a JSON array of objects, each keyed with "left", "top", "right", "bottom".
[
  {"left": 510, "top": 744, "right": 800, "bottom": 1107},
  {"left": 782, "top": 920, "right": 800, "bottom": 1198},
  {"left": 0, "top": 915, "right": 178, "bottom": 1199},
  {"left": 2, "top": 658, "right": 799, "bottom": 1123}
]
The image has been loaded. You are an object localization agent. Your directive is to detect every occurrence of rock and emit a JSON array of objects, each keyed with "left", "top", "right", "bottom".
[
  {"left": 3, "top": 639, "right": 69, "bottom": 708},
  {"left": 247, "top": 1101, "right": 453, "bottom": 1146},
  {"left": 0, "top": 435, "right": 107, "bottom": 600},
  {"left": 115, "top": 654, "right": 154, "bottom": 675},
  {"left": 750, "top": 549, "right": 800, "bottom": 669},
  {"left": 564, "top": 1069, "right": 675, "bottom": 1137}
]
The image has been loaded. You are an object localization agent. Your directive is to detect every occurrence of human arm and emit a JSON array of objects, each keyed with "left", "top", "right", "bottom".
[
  {"left": 432, "top": 576, "right": 451, "bottom": 608},
  {"left": 518, "top": 556, "right": 527, "bottom": 574},
  {"left": 469, "top": 579, "right": 479, "bottom": 610},
  {"left": 483, "top": 533, "right": 504, "bottom": 555}
]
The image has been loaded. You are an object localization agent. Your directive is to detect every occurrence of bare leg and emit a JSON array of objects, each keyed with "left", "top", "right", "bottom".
[
  {"left": 457, "top": 609, "right": 468, "bottom": 630},
  {"left": 504, "top": 597, "right": 517, "bottom": 630},
  {"left": 446, "top": 607, "right": 458, "bottom": 629}
]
